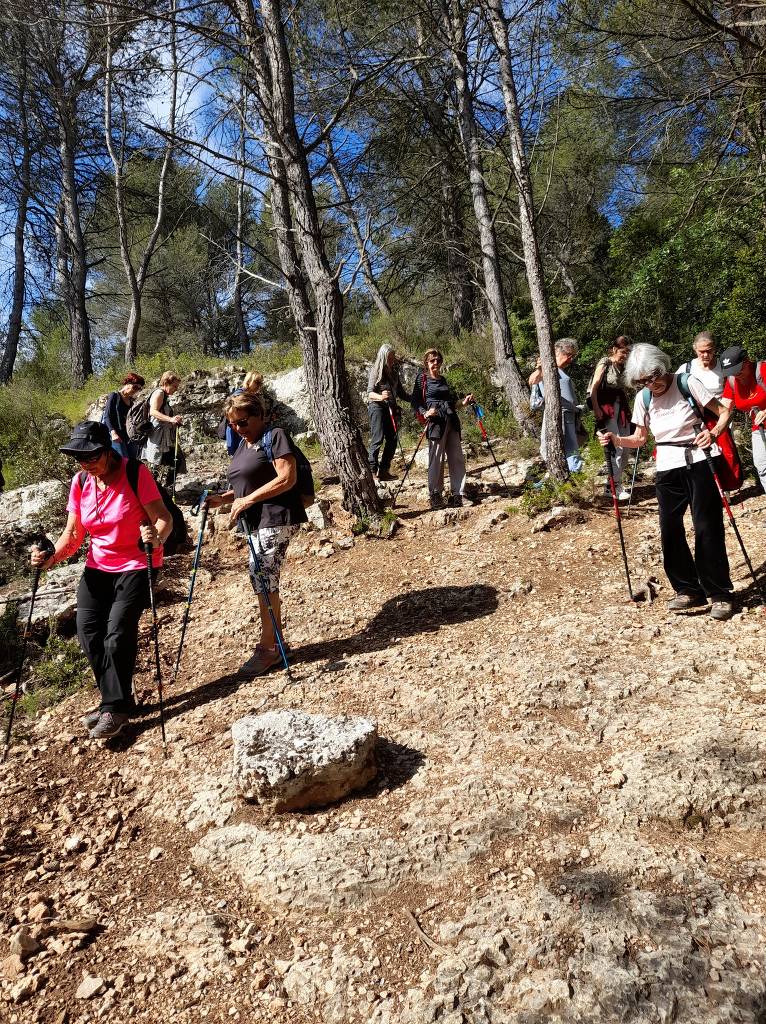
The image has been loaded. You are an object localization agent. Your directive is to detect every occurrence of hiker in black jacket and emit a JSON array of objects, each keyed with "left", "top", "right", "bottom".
[
  {"left": 103, "top": 373, "right": 145, "bottom": 458},
  {"left": 367, "top": 344, "right": 409, "bottom": 481},
  {"left": 412, "top": 349, "right": 473, "bottom": 508}
]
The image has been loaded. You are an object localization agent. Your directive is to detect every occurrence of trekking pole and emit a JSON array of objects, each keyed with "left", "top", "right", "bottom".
[
  {"left": 391, "top": 424, "right": 429, "bottom": 508},
  {"left": 238, "top": 518, "right": 290, "bottom": 674},
  {"left": 681, "top": 402, "right": 766, "bottom": 603},
  {"left": 2, "top": 537, "right": 55, "bottom": 762},
  {"left": 625, "top": 447, "right": 642, "bottom": 516},
  {"left": 140, "top": 538, "right": 168, "bottom": 758},
  {"left": 470, "top": 401, "right": 511, "bottom": 498},
  {"left": 386, "top": 401, "right": 407, "bottom": 466},
  {"left": 171, "top": 427, "right": 179, "bottom": 502},
  {"left": 605, "top": 441, "right": 636, "bottom": 602},
  {"left": 170, "top": 489, "right": 208, "bottom": 686},
  {"left": 699, "top": 443, "right": 766, "bottom": 605}
]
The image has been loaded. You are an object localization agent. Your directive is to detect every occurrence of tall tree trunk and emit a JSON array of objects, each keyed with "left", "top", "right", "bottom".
[
  {"left": 238, "top": 0, "right": 381, "bottom": 518},
  {"left": 484, "top": 0, "right": 567, "bottom": 479},
  {"left": 444, "top": 0, "right": 536, "bottom": 436},
  {"left": 104, "top": 0, "right": 177, "bottom": 366},
  {"left": 234, "top": 78, "right": 250, "bottom": 353},
  {"left": 325, "top": 138, "right": 391, "bottom": 316},
  {"left": 0, "top": 44, "right": 31, "bottom": 383},
  {"left": 439, "top": 160, "right": 475, "bottom": 334},
  {"left": 56, "top": 94, "right": 91, "bottom": 385}
]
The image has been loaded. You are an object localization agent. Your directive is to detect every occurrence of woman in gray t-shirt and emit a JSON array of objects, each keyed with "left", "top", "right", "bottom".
[{"left": 206, "top": 392, "right": 307, "bottom": 676}]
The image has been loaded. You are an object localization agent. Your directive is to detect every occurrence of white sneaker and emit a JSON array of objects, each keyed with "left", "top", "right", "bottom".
[{"left": 618, "top": 489, "right": 631, "bottom": 501}]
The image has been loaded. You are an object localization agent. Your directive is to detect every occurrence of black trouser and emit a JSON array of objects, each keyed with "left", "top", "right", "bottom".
[
  {"left": 655, "top": 458, "right": 732, "bottom": 599},
  {"left": 76, "top": 567, "right": 153, "bottom": 714},
  {"left": 368, "top": 402, "right": 397, "bottom": 473}
]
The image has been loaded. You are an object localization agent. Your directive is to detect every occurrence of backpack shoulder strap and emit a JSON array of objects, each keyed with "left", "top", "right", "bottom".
[
  {"left": 685, "top": 361, "right": 691, "bottom": 374},
  {"left": 78, "top": 470, "right": 87, "bottom": 490},
  {"left": 641, "top": 387, "right": 651, "bottom": 411},
  {"left": 676, "top": 371, "right": 692, "bottom": 400},
  {"left": 261, "top": 427, "right": 274, "bottom": 463},
  {"left": 757, "top": 361, "right": 765, "bottom": 389},
  {"left": 126, "top": 457, "right": 142, "bottom": 500}
]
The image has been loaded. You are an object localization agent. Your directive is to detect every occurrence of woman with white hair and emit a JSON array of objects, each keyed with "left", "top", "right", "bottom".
[
  {"left": 598, "top": 343, "right": 734, "bottom": 620},
  {"left": 367, "top": 344, "right": 408, "bottom": 481},
  {"left": 529, "top": 338, "right": 584, "bottom": 473}
]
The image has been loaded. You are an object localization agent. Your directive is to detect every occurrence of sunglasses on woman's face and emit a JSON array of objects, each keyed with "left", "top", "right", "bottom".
[{"left": 76, "top": 450, "right": 106, "bottom": 464}]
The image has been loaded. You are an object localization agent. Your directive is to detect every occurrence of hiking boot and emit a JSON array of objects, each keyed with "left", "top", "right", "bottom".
[
  {"left": 377, "top": 469, "right": 397, "bottom": 482},
  {"left": 710, "top": 599, "right": 734, "bottom": 621},
  {"left": 80, "top": 707, "right": 101, "bottom": 731},
  {"left": 618, "top": 489, "right": 631, "bottom": 501},
  {"left": 667, "top": 593, "right": 707, "bottom": 613},
  {"left": 238, "top": 647, "right": 282, "bottom": 677},
  {"left": 88, "top": 712, "right": 129, "bottom": 740},
  {"left": 446, "top": 494, "right": 463, "bottom": 508},
  {"left": 429, "top": 492, "right": 444, "bottom": 509}
]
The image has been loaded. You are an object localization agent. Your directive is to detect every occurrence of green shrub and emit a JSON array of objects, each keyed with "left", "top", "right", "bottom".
[{"left": 20, "top": 632, "right": 90, "bottom": 719}]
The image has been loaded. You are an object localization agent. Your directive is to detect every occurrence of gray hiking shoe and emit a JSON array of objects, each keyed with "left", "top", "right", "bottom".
[
  {"left": 88, "top": 712, "right": 129, "bottom": 740},
  {"left": 80, "top": 707, "right": 101, "bottom": 731},
  {"left": 429, "top": 492, "right": 444, "bottom": 509},
  {"left": 446, "top": 494, "right": 463, "bottom": 508},
  {"left": 710, "top": 599, "right": 734, "bottom": 621},
  {"left": 667, "top": 593, "right": 707, "bottom": 612}
]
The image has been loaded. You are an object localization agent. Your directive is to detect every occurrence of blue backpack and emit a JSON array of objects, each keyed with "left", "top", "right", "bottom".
[{"left": 260, "top": 428, "right": 315, "bottom": 508}]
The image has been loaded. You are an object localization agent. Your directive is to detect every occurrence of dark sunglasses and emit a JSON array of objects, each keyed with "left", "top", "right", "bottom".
[
  {"left": 230, "top": 416, "right": 252, "bottom": 429},
  {"left": 75, "top": 450, "right": 106, "bottom": 464}
]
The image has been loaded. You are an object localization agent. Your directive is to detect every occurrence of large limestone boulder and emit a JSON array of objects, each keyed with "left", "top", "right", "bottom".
[
  {"left": 15, "top": 563, "right": 82, "bottom": 630},
  {"left": 0, "top": 481, "right": 68, "bottom": 557},
  {"left": 232, "top": 710, "right": 378, "bottom": 812}
]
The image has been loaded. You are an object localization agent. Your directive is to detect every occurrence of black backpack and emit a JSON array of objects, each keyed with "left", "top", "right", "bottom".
[
  {"left": 78, "top": 458, "right": 188, "bottom": 555},
  {"left": 261, "top": 427, "right": 315, "bottom": 507}
]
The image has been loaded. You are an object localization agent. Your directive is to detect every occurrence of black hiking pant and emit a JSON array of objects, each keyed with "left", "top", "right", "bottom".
[
  {"left": 368, "top": 402, "right": 397, "bottom": 474},
  {"left": 655, "top": 458, "right": 732, "bottom": 600},
  {"left": 76, "top": 567, "right": 154, "bottom": 715}
]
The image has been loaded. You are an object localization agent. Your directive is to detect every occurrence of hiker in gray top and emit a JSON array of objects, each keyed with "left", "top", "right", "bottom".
[{"left": 529, "top": 338, "right": 584, "bottom": 473}]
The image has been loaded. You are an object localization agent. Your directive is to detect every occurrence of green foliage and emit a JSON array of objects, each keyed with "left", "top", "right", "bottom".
[
  {"left": 1, "top": 342, "right": 303, "bottom": 488},
  {"left": 0, "top": 601, "right": 19, "bottom": 672},
  {"left": 20, "top": 632, "right": 90, "bottom": 720},
  {"left": 519, "top": 433, "right": 604, "bottom": 517}
]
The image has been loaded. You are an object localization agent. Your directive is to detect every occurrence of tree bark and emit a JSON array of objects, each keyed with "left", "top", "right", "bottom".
[
  {"left": 234, "top": 78, "right": 250, "bottom": 353},
  {"left": 0, "top": 42, "right": 31, "bottom": 384},
  {"left": 104, "top": 0, "right": 177, "bottom": 366},
  {"left": 439, "top": 160, "right": 475, "bottom": 334},
  {"left": 56, "top": 94, "right": 92, "bottom": 385},
  {"left": 443, "top": 0, "right": 536, "bottom": 437},
  {"left": 235, "top": 0, "right": 381, "bottom": 518},
  {"left": 484, "top": 0, "right": 567, "bottom": 480}
]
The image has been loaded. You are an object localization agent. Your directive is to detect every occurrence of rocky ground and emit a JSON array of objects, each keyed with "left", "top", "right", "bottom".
[{"left": 3, "top": 451, "right": 766, "bottom": 1024}]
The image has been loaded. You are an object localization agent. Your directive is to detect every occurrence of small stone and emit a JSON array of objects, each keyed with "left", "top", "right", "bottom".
[
  {"left": 64, "top": 835, "right": 84, "bottom": 854},
  {"left": 75, "top": 975, "right": 106, "bottom": 1000},
  {"left": 27, "top": 902, "right": 50, "bottom": 923},
  {"left": 10, "top": 928, "right": 40, "bottom": 959},
  {"left": 1, "top": 954, "right": 24, "bottom": 980},
  {"left": 610, "top": 769, "right": 627, "bottom": 788},
  {"left": 148, "top": 847, "right": 164, "bottom": 861}
]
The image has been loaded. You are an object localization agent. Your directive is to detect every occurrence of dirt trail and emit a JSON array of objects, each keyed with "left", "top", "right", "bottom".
[{"left": 3, "top": 467, "right": 766, "bottom": 1023}]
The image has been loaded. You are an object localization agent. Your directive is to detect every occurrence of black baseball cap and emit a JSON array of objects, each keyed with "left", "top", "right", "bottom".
[
  {"left": 59, "top": 421, "right": 112, "bottom": 458},
  {"left": 719, "top": 345, "right": 747, "bottom": 376}
]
